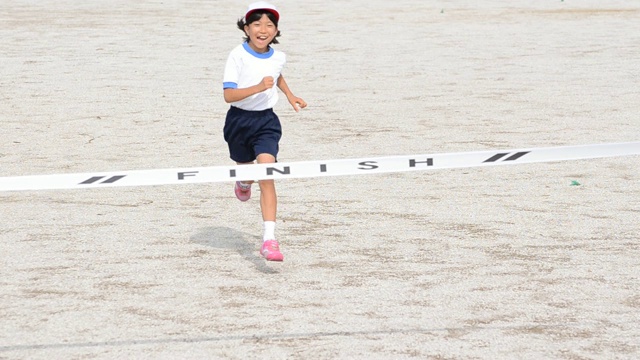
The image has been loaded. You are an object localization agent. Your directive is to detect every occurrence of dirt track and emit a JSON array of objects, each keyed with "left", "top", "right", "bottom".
[{"left": 1, "top": 1, "right": 639, "bottom": 358}]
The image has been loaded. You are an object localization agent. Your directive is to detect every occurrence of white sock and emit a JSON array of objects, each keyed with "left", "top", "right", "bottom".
[{"left": 263, "top": 221, "right": 276, "bottom": 241}]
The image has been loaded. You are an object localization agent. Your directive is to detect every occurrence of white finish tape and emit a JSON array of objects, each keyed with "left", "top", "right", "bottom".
[{"left": 1, "top": 142, "right": 638, "bottom": 192}]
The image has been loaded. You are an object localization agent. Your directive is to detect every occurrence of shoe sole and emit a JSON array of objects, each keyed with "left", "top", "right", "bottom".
[
  {"left": 234, "top": 183, "right": 251, "bottom": 201},
  {"left": 262, "top": 251, "right": 284, "bottom": 262}
]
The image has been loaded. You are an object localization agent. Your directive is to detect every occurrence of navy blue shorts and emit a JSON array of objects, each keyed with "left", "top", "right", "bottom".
[{"left": 223, "top": 106, "right": 282, "bottom": 163}]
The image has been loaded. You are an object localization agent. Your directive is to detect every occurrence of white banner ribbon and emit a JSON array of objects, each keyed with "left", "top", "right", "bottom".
[{"left": 1, "top": 142, "right": 638, "bottom": 192}]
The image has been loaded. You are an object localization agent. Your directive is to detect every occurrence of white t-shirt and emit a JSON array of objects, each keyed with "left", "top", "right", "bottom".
[{"left": 223, "top": 42, "right": 286, "bottom": 111}]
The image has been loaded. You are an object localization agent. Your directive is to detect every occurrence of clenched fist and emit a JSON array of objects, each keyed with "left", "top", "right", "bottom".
[{"left": 260, "top": 76, "right": 275, "bottom": 91}]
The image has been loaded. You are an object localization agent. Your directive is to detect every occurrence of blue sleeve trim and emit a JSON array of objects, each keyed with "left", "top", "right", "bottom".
[{"left": 223, "top": 82, "right": 238, "bottom": 89}]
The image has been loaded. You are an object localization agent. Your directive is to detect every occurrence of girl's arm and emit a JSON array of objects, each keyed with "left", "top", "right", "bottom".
[
  {"left": 277, "top": 75, "right": 307, "bottom": 112},
  {"left": 223, "top": 76, "right": 275, "bottom": 103}
]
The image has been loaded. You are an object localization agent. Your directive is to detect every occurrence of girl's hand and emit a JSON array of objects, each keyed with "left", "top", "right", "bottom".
[
  {"left": 260, "top": 76, "right": 275, "bottom": 91},
  {"left": 288, "top": 95, "right": 307, "bottom": 112}
]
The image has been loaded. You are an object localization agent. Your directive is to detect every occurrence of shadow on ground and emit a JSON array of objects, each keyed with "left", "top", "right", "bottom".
[{"left": 190, "top": 226, "right": 279, "bottom": 274}]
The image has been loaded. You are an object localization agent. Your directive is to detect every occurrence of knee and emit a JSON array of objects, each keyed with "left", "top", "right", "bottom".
[{"left": 259, "top": 179, "right": 275, "bottom": 191}]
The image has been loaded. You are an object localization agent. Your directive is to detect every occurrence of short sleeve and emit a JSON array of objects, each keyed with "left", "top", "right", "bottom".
[{"left": 223, "top": 51, "right": 241, "bottom": 89}]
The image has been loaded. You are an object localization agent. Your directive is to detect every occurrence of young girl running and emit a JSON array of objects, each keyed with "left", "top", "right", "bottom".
[{"left": 222, "top": 2, "right": 307, "bottom": 262}]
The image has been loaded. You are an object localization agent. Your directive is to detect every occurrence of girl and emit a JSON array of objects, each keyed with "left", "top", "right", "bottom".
[{"left": 222, "top": 2, "right": 307, "bottom": 262}]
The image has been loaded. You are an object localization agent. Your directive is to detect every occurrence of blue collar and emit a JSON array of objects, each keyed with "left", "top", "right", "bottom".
[{"left": 242, "top": 42, "right": 274, "bottom": 59}]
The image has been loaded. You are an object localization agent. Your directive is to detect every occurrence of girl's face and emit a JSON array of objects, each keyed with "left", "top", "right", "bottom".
[{"left": 244, "top": 14, "right": 278, "bottom": 53}]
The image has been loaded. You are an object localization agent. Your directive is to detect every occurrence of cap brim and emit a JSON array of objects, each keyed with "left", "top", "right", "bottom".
[{"left": 245, "top": 9, "right": 279, "bottom": 22}]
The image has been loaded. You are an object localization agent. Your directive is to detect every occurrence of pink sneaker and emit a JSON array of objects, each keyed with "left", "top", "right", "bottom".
[
  {"left": 261, "top": 240, "right": 284, "bottom": 261},
  {"left": 234, "top": 181, "right": 251, "bottom": 202}
]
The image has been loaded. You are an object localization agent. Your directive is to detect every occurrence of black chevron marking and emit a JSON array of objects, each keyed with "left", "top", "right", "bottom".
[
  {"left": 101, "top": 175, "right": 126, "bottom": 184},
  {"left": 79, "top": 176, "right": 105, "bottom": 184},
  {"left": 504, "top": 151, "right": 530, "bottom": 161},
  {"left": 78, "top": 175, "right": 126, "bottom": 185},
  {"left": 483, "top": 153, "right": 509, "bottom": 163}
]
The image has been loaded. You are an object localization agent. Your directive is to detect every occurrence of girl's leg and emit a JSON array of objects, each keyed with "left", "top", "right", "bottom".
[
  {"left": 256, "top": 153, "right": 283, "bottom": 261},
  {"left": 234, "top": 162, "right": 254, "bottom": 201},
  {"left": 235, "top": 161, "right": 255, "bottom": 185},
  {"left": 256, "top": 153, "right": 277, "bottom": 222}
]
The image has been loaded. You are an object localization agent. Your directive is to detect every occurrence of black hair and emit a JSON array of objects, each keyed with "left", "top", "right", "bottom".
[{"left": 237, "top": 10, "right": 281, "bottom": 45}]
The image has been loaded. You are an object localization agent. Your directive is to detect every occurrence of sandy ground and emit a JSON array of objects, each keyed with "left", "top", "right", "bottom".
[{"left": 1, "top": 0, "right": 639, "bottom": 359}]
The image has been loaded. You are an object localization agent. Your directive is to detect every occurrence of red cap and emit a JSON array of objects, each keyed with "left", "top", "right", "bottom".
[{"left": 245, "top": 1, "right": 279, "bottom": 22}]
